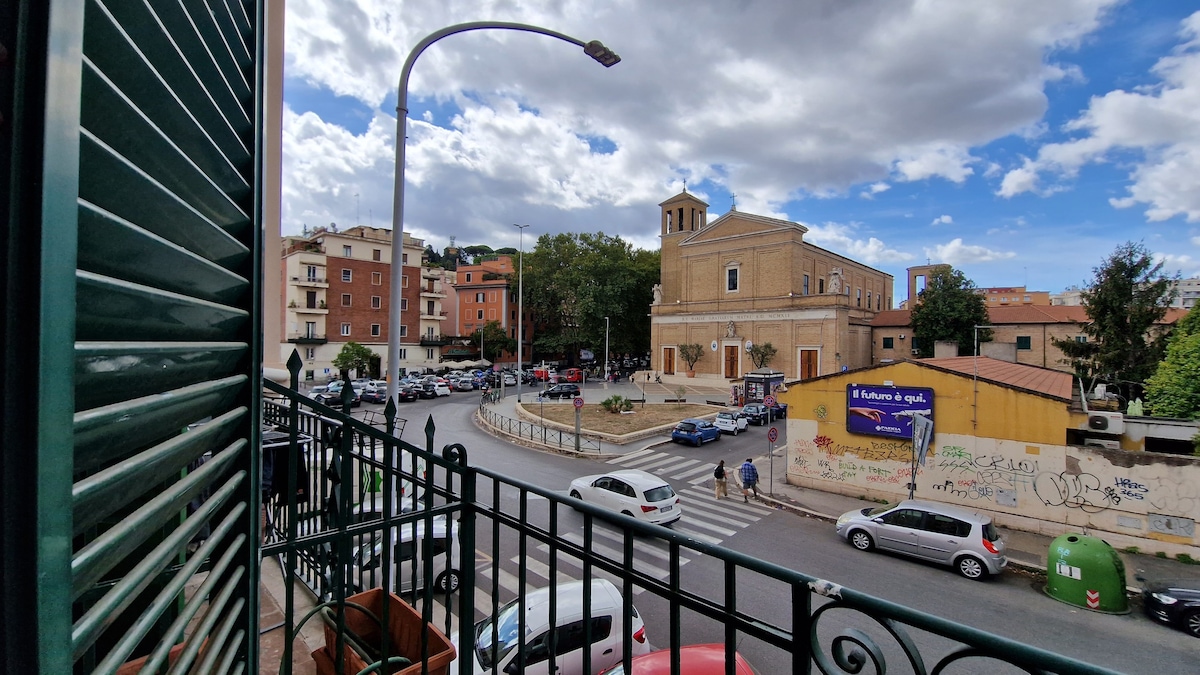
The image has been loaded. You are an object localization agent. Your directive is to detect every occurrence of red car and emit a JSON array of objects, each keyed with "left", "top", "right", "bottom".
[
  {"left": 600, "top": 644, "right": 760, "bottom": 674},
  {"left": 562, "top": 367, "right": 584, "bottom": 382}
]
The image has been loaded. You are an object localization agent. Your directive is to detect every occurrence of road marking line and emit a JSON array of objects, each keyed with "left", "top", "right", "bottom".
[
  {"left": 512, "top": 556, "right": 579, "bottom": 586},
  {"left": 672, "top": 464, "right": 717, "bottom": 481},
  {"left": 608, "top": 447, "right": 658, "bottom": 465},
  {"left": 623, "top": 455, "right": 682, "bottom": 471},
  {"left": 554, "top": 534, "right": 674, "bottom": 578},
  {"left": 677, "top": 515, "right": 737, "bottom": 537},
  {"left": 683, "top": 488, "right": 773, "bottom": 515},
  {"left": 669, "top": 526, "right": 722, "bottom": 545},
  {"left": 653, "top": 458, "right": 699, "bottom": 475},
  {"left": 678, "top": 500, "right": 760, "bottom": 526},
  {"left": 585, "top": 528, "right": 678, "bottom": 563}
]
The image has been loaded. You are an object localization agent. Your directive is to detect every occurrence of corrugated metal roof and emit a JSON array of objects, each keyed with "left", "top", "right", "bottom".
[{"left": 921, "top": 356, "right": 1074, "bottom": 401}]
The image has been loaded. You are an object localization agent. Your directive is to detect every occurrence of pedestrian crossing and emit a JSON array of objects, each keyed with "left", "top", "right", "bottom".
[{"left": 434, "top": 451, "right": 775, "bottom": 621}]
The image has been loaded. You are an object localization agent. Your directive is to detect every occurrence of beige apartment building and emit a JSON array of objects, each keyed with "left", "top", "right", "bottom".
[
  {"left": 280, "top": 226, "right": 446, "bottom": 380},
  {"left": 650, "top": 191, "right": 893, "bottom": 381}
]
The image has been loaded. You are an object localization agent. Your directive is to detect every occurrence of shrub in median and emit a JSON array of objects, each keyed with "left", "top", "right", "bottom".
[{"left": 601, "top": 395, "right": 633, "bottom": 413}]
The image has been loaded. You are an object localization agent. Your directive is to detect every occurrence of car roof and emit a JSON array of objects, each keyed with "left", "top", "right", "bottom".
[
  {"left": 894, "top": 499, "right": 992, "bottom": 524},
  {"left": 524, "top": 578, "right": 622, "bottom": 622},
  {"left": 602, "top": 469, "right": 672, "bottom": 490},
  {"left": 681, "top": 418, "right": 708, "bottom": 424},
  {"left": 628, "top": 645, "right": 753, "bottom": 673}
]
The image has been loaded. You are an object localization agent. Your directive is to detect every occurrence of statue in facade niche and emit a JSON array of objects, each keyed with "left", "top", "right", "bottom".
[
  {"left": 828, "top": 267, "right": 844, "bottom": 294},
  {"left": 726, "top": 320, "right": 736, "bottom": 338},
  {"left": 652, "top": 283, "right": 662, "bottom": 305}
]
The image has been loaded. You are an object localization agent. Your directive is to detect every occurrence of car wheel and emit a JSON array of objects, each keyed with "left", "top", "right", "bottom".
[
  {"left": 1183, "top": 609, "right": 1200, "bottom": 638},
  {"left": 435, "top": 569, "right": 460, "bottom": 594},
  {"left": 732, "top": 427, "right": 738, "bottom": 436},
  {"left": 570, "top": 490, "right": 581, "bottom": 500},
  {"left": 694, "top": 438, "right": 702, "bottom": 447},
  {"left": 955, "top": 555, "right": 988, "bottom": 580},
  {"left": 849, "top": 530, "right": 874, "bottom": 551}
]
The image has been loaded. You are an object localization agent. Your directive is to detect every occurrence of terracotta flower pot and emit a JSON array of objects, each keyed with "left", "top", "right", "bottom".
[{"left": 685, "top": 370, "right": 696, "bottom": 378}]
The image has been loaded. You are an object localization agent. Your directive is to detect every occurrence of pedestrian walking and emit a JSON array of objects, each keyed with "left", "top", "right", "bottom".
[
  {"left": 713, "top": 460, "right": 728, "bottom": 499},
  {"left": 739, "top": 457, "right": 760, "bottom": 502}
]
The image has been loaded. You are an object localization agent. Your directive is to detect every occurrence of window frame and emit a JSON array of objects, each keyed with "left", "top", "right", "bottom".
[
  {"left": 371, "top": 271, "right": 382, "bottom": 285},
  {"left": 370, "top": 323, "right": 381, "bottom": 337},
  {"left": 371, "top": 295, "right": 381, "bottom": 309},
  {"left": 341, "top": 293, "right": 351, "bottom": 307},
  {"left": 1016, "top": 335, "right": 1032, "bottom": 351},
  {"left": 341, "top": 268, "right": 352, "bottom": 282},
  {"left": 726, "top": 264, "right": 740, "bottom": 293},
  {"left": 340, "top": 322, "right": 351, "bottom": 337},
  {"left": 883, "top": 337, "right": 894, "bottom": 349}
]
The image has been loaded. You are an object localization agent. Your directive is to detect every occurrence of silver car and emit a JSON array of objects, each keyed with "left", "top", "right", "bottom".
[{"left": 835, "top": 499, "right": 1006, "bottom": 580}]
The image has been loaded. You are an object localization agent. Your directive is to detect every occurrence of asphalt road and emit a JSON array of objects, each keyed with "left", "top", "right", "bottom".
[{"left": 348, "top": 389, "right": 1192, "bottom": 675}]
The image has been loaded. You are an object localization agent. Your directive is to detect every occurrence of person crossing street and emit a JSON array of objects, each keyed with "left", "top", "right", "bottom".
[
  {"left": 713, "top": 460, "right": 728, "bottom": 499},
  {"left": 739, "top": 457, "right": 760, "bottom": 503}
]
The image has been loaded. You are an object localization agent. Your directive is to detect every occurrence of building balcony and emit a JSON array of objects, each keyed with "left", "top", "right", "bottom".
[
  {"left": 290, "top": 304, "right": 328, "bottom": 315},
  {"left": 289, "top": 275, "right": 328, "bottom": 287},
  {"left": 286, "top": 332, "right": 327, "bottom": 344},
  {"left": 420, "top": 310, "right": 449, "bottom": 320},
  {"left": 419, "top": 288, "right": 446, "bottom": 298},
  {"left": 419, "top": 334, "right": 451, "bottom": 346}
]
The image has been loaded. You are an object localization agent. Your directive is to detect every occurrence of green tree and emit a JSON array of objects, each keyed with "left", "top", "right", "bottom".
[
  {"left": 1145, "top": 304, "right": 1200, "bottom": 418},
  {"left": 909, "top": 267, "right": 990, "bottom": 357},
  {"left": 1053, "top": 242, "right": 1177, "bottom": 401},
  {"left": 523, "top": 232, "right": 659, "bottom": 363},
  {"left": 748, "top": 342, "right": 778, "bottom": 369},
  {"left": 678, "top": 343, "right": 704, "bottom": 371},
  {"left": 332, "top": 341, "right": 374, "bottom": 378},
  {"left": 473, "top": 320, "right": 516, "bottom": 363}
]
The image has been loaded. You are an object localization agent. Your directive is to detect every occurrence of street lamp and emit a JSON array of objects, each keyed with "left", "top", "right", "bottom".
[
  {"left": 604, "top": 316, "right": 610, "bottom": 385},
  {"left": 514, "top": 223, "right": 529, "bottom": 401},
  {"left": 386, "top": 22, "right": 621, "bottom": 403}
]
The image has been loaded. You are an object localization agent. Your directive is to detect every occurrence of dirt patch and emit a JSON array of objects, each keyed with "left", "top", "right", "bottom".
[{"left": 533, "top": 403, "right": 719, "bottom": 435}]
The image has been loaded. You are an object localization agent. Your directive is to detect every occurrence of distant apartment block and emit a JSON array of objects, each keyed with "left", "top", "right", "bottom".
[
  {"left": 976, "top": 286, "right": 1049, "bottom": 306},
  {"left": 1051, "top": 278, "right": 1198, "bottom": 310}
]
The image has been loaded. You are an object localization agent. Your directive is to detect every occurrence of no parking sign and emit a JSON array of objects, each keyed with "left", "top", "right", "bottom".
[{"left": 768, "top": 427, "right": 779, "bottom": 443}]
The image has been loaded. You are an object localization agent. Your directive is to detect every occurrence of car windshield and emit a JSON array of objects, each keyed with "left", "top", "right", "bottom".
[
  {"left": 717, "top": 413, "right": 733, "bottom": 420},
  {"left": 675, "top": 423, "right": 696, "bottom": 432},
  {"left": 863, "top": 506, "right": 890, "bottom": 517},
  {"left": 643, "top": 485, "right": 675, "bottom": 502},
  {"left": 474, "top": 596, "right": 524, "bottom": 669}
]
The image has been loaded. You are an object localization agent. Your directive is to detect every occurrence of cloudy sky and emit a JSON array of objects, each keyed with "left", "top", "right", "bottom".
[{"left": 281, "top": 1, "right": 1200, "bottom": 301}]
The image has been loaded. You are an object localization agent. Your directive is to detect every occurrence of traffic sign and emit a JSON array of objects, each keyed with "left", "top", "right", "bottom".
[
  {"left": 573, "top": 397, "right": 585, "bottom": 409},
  {"left": 763, "top": 395, "right": 776, "bottom": 407},
  {"left": 767, "top": 427, "right": 779, "bottom": 443}
]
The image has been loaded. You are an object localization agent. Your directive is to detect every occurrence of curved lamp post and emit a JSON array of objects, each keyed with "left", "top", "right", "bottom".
[{"left": 387, "top": 22, "right": 620, "bottom": 403}]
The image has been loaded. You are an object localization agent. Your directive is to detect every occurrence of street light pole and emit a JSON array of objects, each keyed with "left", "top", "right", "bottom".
[
  {"left": 386, "top": 22, "right": 620, "bottom": 404},
  {"left": 514, "top": 223, "right": 529, "bottom": 402},
  {"left": 604, "top": 316, "right": 610, "bottom": 386}
]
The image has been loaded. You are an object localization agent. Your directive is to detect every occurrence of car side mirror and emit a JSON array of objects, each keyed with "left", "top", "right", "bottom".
[{"left": 872, "top": 518, "right": 884, "bottom": 524}]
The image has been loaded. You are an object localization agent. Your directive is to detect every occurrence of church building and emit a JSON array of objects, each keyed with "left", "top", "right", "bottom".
[{"left": 649, "top": 190, "right": 894, "bottom": 381}]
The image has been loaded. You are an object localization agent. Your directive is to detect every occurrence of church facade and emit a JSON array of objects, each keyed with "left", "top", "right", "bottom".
[{"left": 649, "top": 191, "right": 894, "bottom": 381}]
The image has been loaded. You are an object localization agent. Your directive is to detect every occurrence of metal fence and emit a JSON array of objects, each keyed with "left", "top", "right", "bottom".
[
  {"left": 477, "top": 398, "right": 603, "bottom": 453},
  {"left": 262, "top": 363, "right": 1117, "bottom": 675}
]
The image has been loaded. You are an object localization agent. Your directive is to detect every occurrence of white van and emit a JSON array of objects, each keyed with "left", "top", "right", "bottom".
[
  {"left": 351, "top": 515, "right": 461, "bottom": 593},
  {"left": 453, "top": 578, "right": 649, "bottom": 674}
]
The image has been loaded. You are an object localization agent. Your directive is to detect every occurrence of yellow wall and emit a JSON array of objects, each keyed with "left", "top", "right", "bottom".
[{"left": 778, "top": 362, "right": 1200, "bottom": 555}]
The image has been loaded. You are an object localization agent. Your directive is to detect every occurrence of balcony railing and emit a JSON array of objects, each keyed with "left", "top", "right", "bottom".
[
  {"left": 290, "top": 275, "right": 329, "bottom": 285},
  {"left": 420, "top": 334, "right": 451, "bottom": 346},
  {"left": 287, "top": 332, "right": 327, "bottom": 344},
  {"left": 259, "top": 366, "right": 1113, "bottom": 675}
]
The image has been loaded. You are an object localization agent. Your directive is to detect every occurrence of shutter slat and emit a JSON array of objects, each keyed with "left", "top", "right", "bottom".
[
  {"left": 76, "top": 271, "right": 249, "bottom": 342},
  {"left": 74, "top": 341, "right": 247, "bottom": 411}
]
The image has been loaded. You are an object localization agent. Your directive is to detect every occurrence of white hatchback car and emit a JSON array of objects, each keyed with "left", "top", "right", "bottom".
[
  {"left": 569, "top": 469, "right": 681, "bottom": 526},
  {"left": 713, "top": 410, "right": 749, "bottom": 435},
  {"left": 453, "top": 578, "right": 649, "bottom": 675}
]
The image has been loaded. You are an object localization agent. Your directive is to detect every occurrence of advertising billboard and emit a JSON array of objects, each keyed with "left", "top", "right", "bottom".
[{"left": 846, "top": 384, "right": 934, "bottom": 441}]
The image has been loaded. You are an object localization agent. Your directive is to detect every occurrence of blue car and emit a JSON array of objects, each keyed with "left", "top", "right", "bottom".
[{"left": 671, "top": 418, "right": 721, "bottom": 446}]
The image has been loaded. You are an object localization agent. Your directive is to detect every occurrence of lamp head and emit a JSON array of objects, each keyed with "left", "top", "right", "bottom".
[{"left": 583, "top": 40, "right": 621, "bottom": 67}]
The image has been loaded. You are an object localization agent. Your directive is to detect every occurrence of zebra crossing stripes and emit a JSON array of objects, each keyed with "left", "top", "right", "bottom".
[
  {"left": 627, "top": 455, "right": 689, "bottom": 472},
  {"left": 681, "top": 487, "right": 773, "bottom": 516},
  {"left": 607, "top": 446, "right": 658, "bottom": 465},
  {"left": 671, "top": 463, "right": 716, "bottom": 482}
]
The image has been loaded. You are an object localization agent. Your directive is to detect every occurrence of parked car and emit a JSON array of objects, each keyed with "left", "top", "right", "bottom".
[
  {"left": 360, "top": 389, "right": 387, "bottom": 404},
  {"left": 433, "top": 381, "right": 451, "bottom": 397},
  {"left": 452, "top": 377, "right": 476, "bottom": 392},
  {"left": 397, "top": 385, "right": 419, "bottom": 402},
  {"left": 1141, "top": 577, "right": 1200, "bottom": 638},
  {"left": 350, "top": 516, "right": 461, "bottom": 594},
  {"left": 418, "top": 383, "right": 439, "bottom": 399},
  {"left": 600, "top": 644, "right": 761, "bottom": 674},
  {"left": 501, "top": 372, "right": 517, "bottom": 386},
  {"left": 671, "top": 418, "right": 721, "bottom": 446},
  {"left": 713, "top": 411, "right": 749, "bottom": 435},
  {"left": 741, "top": 404, "right": 769, "bottom": 425},
  {"left": 569, "top": 469, "right": 682, "bottom": 526},
  {"left": 835, "top": 499, "right": 1007, "bottom": 580},
  {"left": 452, "top": 578, "right": 649, "bottom": 675},
  {"left": 533, "top": 366, "right": 558, "bottom": 381},
  {"left": 769, "top": 401, "right": 788, "bottom": 418},
  {"left": 309, "top": 385, "right": 330, "bottom": 397},
  {"left": 541, "top": 383, "right": 581, "bottom": 400},
  {"left": 314, "top": 388, "right": 360, "bottom": 408}
]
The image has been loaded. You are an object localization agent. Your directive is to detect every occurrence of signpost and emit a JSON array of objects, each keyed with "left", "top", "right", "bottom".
[
  {"left": 574, "top": 397, "right": 585, "bottom": 453},
  {"left": 767, "top": 425, "right": 779, "bottom": 495}
]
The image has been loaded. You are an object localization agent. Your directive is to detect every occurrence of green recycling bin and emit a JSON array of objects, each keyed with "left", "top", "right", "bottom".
[{"left": 1044, "top": 533, "right": 1129, "bottom": 614}]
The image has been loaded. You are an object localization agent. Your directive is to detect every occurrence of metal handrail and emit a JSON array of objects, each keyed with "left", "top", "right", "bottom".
[{"left": 476, "top": 398, "right": 602, "bottom": 453}]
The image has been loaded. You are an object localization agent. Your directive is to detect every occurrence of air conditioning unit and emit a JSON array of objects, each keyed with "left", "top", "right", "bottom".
[
  {"left": 898, "top": 334, "right": 906, "bottom": 340},
  {"left": 911, "top": 349, "right": 920, "bottom": 355},
  {"left": 1087, "top": 411, "right": 1124, "bottom": 434},
  {"left": 1084, "top": 438, "right": 1121, "bottom": 450}
]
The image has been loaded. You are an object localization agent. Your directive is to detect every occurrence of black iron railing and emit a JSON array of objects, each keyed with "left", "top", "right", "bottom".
[{"left": 262, "top": 363, "right": 1117, "bottom": 675}]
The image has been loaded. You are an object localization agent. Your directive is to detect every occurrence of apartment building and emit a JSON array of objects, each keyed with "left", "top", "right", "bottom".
[
  {"left": 281, "top": 226, "right": 442, "bottom": 380},
  {"left": 977, "top": 286, "right": 1050, "bottom": 306},
  {"left": 453, "top": 255, "right": 536, "bottom": 366},
  {"left": 650, "top": 190, "right": 893, "bottom": 380}
]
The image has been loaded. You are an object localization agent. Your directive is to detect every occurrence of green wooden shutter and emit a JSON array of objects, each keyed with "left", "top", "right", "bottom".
[{"left": 2, "top": 0, "right": 264, "bottom": 672}]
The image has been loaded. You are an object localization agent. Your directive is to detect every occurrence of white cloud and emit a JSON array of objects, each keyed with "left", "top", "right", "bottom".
[
  {"left": 1155, "top": 252, "right": 1200, "bottom": 278},
  {"left": 925, "top": 238, "right": 1017, "bottom": 264},
  {"left": 280, "top": 0, "right": 1123, "bottom": 243},
  {"left": 931, "top": 214, "right": 954, "bottom": 226},
  {"left": 803, "top": 221, "right": 915, "bottom": 265},
  {"left": 998, "top": 11, "right": 1200, "bottom": 222},
  {"left": 1192, "top": 236, "right": 1200, "bottom": 246},
  {"left": 859, "top": 182, "right": 891, "bottom": 199}
]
